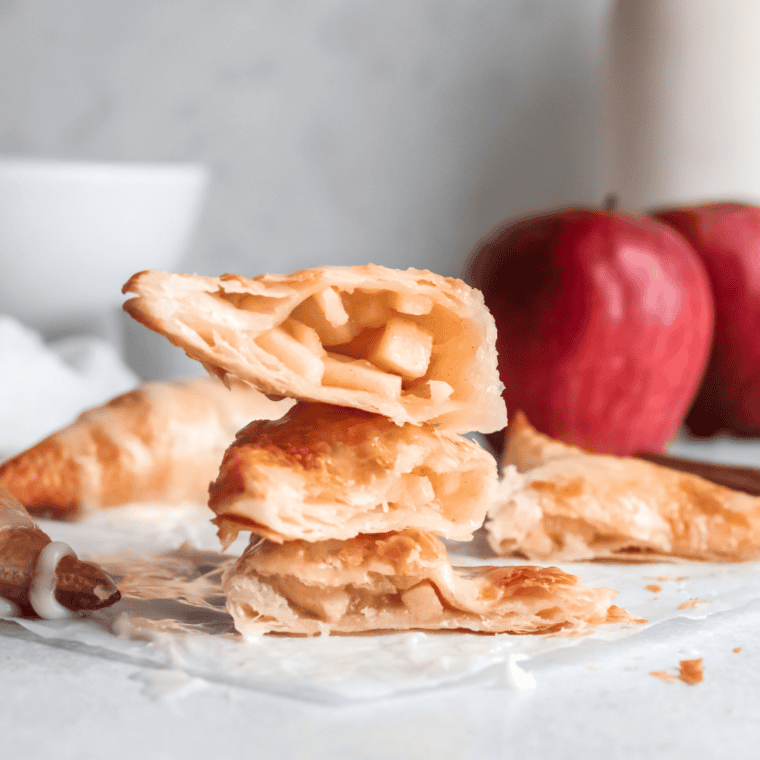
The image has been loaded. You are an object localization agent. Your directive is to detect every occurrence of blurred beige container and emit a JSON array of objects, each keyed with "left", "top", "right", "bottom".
[{"left": 605, "top": 0, "right": 760, "bottom": 210}]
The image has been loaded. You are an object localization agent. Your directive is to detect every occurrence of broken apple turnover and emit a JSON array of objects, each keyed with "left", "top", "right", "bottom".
[
  {"left": 0, "top": 378, "right": 293, "bottom": 519},
  {"left": 223, "top": 528, "right": 621, "bottom": 636},
  {"left": 122, "top": 264, "right": 507, "bottom": 434},
  {"left": 0, "top": 484, "right": 120, "bottom": 617},
  {"left": 208, "top": 402, "right": 498, "bottom": 546},
  {"left": 487, "top": 412, "right": 760, "bottom": 562}
]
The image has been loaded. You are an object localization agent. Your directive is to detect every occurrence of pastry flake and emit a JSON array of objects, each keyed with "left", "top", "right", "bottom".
[
  {"left": 0, "top": 378, "right": 293, "bottom": 519},
  {"left": 487, "top": 412, "right": 760, "bottom": 561},
  {"left": 223, "top": 529, "right": 619, "bottom": 636},
  {"left": 122, "top": 265, "right": 507, "bottom": 434},
  {"left": 208, "top": 402, "right": 498, "bottom": 546}
]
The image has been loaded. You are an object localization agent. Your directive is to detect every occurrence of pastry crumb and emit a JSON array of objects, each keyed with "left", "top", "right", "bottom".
[
  {"left": 650, "top": 659, "right": 704, "bottom": 685},
  {"left": 733, "top": 647, "right": 742, "bottom": 653},
  {"left": 676, "top": 598, "right": 707, "bottom": 610},
  {"left": 605, "top": 604, "right": 646, "bottom": 626},
  {"left": 650, "top": 670, "right": 677, "bottom": 683},
  {"left": 645, "top": 584, "right": 661, "bottom": 593},
  {"left": 678, "top": 658, "right": 704, "bottom": 685}
]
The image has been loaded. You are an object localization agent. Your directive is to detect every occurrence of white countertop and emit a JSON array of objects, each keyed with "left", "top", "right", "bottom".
[
  {"left": 4, "top": 592, "right": 758, "bottom": 760},
  {"left": 5, "top": 432, "right": 760, "bottom": 760}
]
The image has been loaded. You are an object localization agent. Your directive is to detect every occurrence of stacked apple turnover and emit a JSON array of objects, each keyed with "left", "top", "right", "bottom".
[{"left": 123, "top": 264, "right": 621, "bottom": 636}]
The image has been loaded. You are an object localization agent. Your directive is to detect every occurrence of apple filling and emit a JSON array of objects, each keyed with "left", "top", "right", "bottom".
[
  {"left": 266, "top": 574, "right": 448, "bottom": 625},
  {"left": 216, "top": 286, "right": 454, "bottom": 403}
]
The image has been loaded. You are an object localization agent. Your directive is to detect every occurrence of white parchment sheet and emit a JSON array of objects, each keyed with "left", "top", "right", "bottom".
[{"left": 3, "top": 504, "right": 758, "bottom": 704}]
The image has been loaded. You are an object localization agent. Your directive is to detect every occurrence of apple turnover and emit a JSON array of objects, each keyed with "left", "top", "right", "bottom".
[
  {"left": 0, "top": 378, "right": 293, "bottom": 519},
  {"left": 208, "top": 402, "right": 498, "bottom": 546},
  {"left": 487, "top": 412, "right": 760, "bottom": 561},
  {"left": 122, "top": 264, "right": 507, "bottom": 434},
  {"left": 223, "top": 528, "right": 621, "bottom": 636},
  {"left": 0, "top": 484, "right": 120, "bottom": 617}
]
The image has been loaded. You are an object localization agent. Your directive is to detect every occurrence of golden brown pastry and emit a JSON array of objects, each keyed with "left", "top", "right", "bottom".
[
  {"left": 0, "top": 378, "right": 293, "bottom": 520},
  {"left": 122, "top": 265, "right": 507, "bottom": 434},
  {"left": 0, "top": 484, "right": 120, "bottom": 617},
  {"left": 487, "top": 412, "right": 760, "bottom": 561},
  {"left": 223, "top": 528, "right": 622, "bottom": 636},
  {"left": 208, "top": 402, "right": 498, "bottom": 546}
]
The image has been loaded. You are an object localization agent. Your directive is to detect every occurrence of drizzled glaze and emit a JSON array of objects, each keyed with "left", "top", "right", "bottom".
[
  {"left": 28, "top": 541, "right": 75, "bottom": 620},
  {"left": 0, "top": 596, "right": 20, "bottom": 617}
]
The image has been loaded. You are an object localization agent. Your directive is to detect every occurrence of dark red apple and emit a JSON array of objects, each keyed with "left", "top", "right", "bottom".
[
  {"left": 465, "top": 202, "right": 714, "bottom": 456},
  {"left": 653, "top": 202, "right": 760, "bottom": 436}
]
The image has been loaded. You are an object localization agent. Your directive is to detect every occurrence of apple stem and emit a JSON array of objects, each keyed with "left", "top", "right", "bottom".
[{"left": 603, "top": 194, "right": 618, "bottom": 212}]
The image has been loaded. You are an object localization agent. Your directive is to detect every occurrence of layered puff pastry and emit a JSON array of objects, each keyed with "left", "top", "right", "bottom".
[
  {"left": 487, "top": 412, "right": 760, "bottom": 562},
  {"left": 0, "top": 485, "right": 120, "bottom": 617},
  {"left": 223, "top": 528, "right": 621, "bottom": 636},
  {"left": 208, "top": 402, "right": 498, "bottom": 547},
  {"left": 122, "top": 265, "right": 507, "bottom": 434},
  {"left": 0, "top": 378, "right": 293, "bottom": 520}
]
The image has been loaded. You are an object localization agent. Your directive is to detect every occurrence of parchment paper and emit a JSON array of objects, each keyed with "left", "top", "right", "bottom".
[{"left": 4, "top": 504, "right": 759, "bottom": 704}]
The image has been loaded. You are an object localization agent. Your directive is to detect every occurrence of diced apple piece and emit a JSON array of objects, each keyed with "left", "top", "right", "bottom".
[
  {"left": 432, "top": 471, "right": 462, "bottom": 499},
  {"left": 292, "top": 292, "right": 360, "bottom": 346},
  {"left": 428, "top": 380, "right": 453, "bottom": 403},
  {"left": 351, "top": 292, "right": 392, "bottom": 328},
  {"left": 322, "top": 354, "right": 402, "bottom": 399},
  {"left": 390, "top": 291, "right": 433, "bottom": 315},
  {"left": 255, "top": 327, "right": 325, "bottom": 383},
  {"left": 401, "top": 581, "right": 444, "bottom": 621},
  {"left": 314, "top": 286, "right": 350, "bottom": 326},
  {"left": 282, "top": 318, "right": 326, "bottom": 357},
  {"left": 414, "top": 379, "right": 453, "bottom": 403},
  {"left": 369, "top": 317, "right": 433, "bottom": 380},
  {"left": 275, "top": 577, "right": 349, "bottom": 622},
  {"left": 390, "top": 474, "right": 435, "bottom": 510}
]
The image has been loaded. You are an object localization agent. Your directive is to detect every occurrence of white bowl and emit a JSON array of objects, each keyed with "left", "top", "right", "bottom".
[{"left": 0, "top": 158, "right": 208, "bottom": 335}]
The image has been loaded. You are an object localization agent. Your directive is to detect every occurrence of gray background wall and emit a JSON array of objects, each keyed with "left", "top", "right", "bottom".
[
  {"left": 0, "top": 0, "right": 612, "bottom": 375},
  {"left": 0, "top": 0, "right": 611, "bottom": 276}
]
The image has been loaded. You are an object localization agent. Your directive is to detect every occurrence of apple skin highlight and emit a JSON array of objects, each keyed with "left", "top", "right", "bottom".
[
  {"left": 466, "top": 205, "right": 715, "bottom": 456},
  {"left": 654, "top": 202, "right": 760, "bottom": 437}
]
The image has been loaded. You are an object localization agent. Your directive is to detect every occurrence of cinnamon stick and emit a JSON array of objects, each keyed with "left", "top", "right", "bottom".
[
  {"left": 0, "top": 485, "right": 120, "bottom": 617},
  {"left": 635, "top": 451, "right": 760, "bottom": 496}
]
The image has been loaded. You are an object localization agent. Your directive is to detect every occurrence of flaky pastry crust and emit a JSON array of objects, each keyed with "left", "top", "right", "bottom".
[
  {"left": 487, "top": 412, "right": 760, "bottom": 561},
  {"left": 223, "top": 529, "right": 621, "bottom": 636},
  {"left": 0, "top": 378, "right": 293, "bottom": 519},
  {"left": 209, "top": 402, "right": 498, "bottom": 546},
  {"left": 122, "top": 265, "right": 507, "bottom": 434}
]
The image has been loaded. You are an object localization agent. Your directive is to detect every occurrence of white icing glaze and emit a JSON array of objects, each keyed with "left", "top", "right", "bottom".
[
  {"left": 0, "top": 596, "right": 20, "bottom": 618},
  {"left": 29, "top": 541, "right": 75, "bottom": 620}
]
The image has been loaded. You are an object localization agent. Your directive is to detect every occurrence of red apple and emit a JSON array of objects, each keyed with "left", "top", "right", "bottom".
[
  {"left": 653, "top": 202, "right": 760, "bottom": 436},
  {"left": 465, "top": 202, "right": 714, "bottom": 456}
]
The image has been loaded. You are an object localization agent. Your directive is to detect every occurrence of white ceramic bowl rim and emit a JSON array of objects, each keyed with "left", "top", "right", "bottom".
[{"left": 0, "top": 157, "right": 207, "bottom": 182}]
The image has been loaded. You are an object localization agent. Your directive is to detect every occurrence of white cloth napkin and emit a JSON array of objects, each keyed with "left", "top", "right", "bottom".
[{"left": 0, "top": 315, "right": 138, "bottom": 458}]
